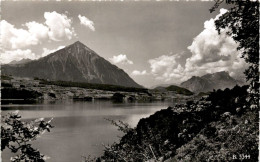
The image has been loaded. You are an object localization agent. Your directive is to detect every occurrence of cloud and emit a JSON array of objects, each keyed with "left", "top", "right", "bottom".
[
  {"left": 25, "top": 21, "right": 49, "bottom": 43},
  {"left": 148, "top": 54, "right": 185, "bottom": 82},
  {"left": 109, "top": 54, "right": 133, "bottom": 65},
  {"left": 148, "top": 8, "right": 247, "bottom": 84},
  {"left": 0, "top": 11, "right": 75, "bottom": 50},
  {"left": 0, "top": 11, "right": 75, "bottom": 64},
  {"left": 185, "top": 8, "right": 246, "bottom": 78},
  {"left": 0, "top": 20, "right": 48, "bottom": 50},
  {"left": 44, "top": 11, "right": 76, "bottom": 41},
  {"left": 42, "top": 46, "right": 65, "bottom": 57},
  {"left": 0, "top": 49, "right": 36, "bottom": 64},
  {"left": 132, "top": 70, "right": 147, "bottom": 76},
  {"left": 0, "top": 45, "right": 66, "bottom": 64},
  {"left": 78, "top": 15, "right": 95, "bottom": 31}
]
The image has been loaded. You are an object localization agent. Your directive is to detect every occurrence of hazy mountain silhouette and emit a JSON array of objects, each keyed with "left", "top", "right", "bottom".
[
  {"left": 180, "top": 71, "right": 244, "bottom": 93},
  {"left": 8, "top": 58, "right": 32, "bottom": 65}
]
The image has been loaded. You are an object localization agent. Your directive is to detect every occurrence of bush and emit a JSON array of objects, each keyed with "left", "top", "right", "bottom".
[
  {"left": 1, "top": 88, "right": 42, "bottom": 99},
  {"left": 111, "top": 93, "right": 125, "bottom": 102},
  {"left": 48, "top": 92, "right": 56, "bottom": 98},
  {"left": 174, "top": 110, "right": 258, "bottom": 161},
  {"left": 1, "top": 82, "right": 13, "bottom": 88},
  {"left": 91, "top": 85, "right": 257, "bottom": 161},
  {"left": 1, "top": 111, "right": 54, "bottom": 161},
  {"left": 1, "top": 75, "right": 13, "bottom": 80}
]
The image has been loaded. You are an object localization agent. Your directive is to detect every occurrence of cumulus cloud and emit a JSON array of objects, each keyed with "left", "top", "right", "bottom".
[
  {"left": 0, "top": 11, "right": 76, "bottom": 63},
  {"left": 109, "top": 54, "right": 133, "bottom": 65},
  {"left": 45, "top": 11, "right": 76, "bottom": 41},
  {"left": 132, "top": 70, "right": 147, "bottom": 76},
  {"left": 184, "top": 8, "right": 246, "bottom": 78},
  {"left": 25, "top": 21, "right": 49, "bottom": 43},
  {"left": 78, "top": 15, "right": 95, "bottom": 31},
  {"left": 0, "top": 45, "right": 66, "bottom": 64},
  {"left": 148, "top": 8, "right": 247, "bottom": 84},
  {"left": 0, "top": 49, "right": 36, "bottom": 64},
  {"left": 0, "top": 20, "right": 47, "bottom": 49},
  {"left": 0, "top": 11, "right": 75, "bottom": 50},
  {"left": 148, "top": 54, "right": 185, "bottom": 81},
  {"left": 42, "top": 46, "right": 65, "bottom": 57}
]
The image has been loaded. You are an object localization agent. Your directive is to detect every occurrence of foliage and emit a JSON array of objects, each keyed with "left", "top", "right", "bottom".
[
  {"left": 91, "top": 85, "right": 258, "bottom": 161},
  {"left": 174, "top": 109, "right": 258, "bottom": 162},
  {"left": 106, "top": 119, "right": 133, "bottom": 135},
  {"left": 211, "top": 0, "right": 259, "bottom": 105},
  {"left": 1, "top": 87, "right": 43, "bottom": 99},
  {"left": 1, "top": 111, "right": 53, "bottom": 161},
  {"left": 196, "top": 92, "right": 210, "bottom": 98},
  {"left": 207, "top": 85, "right": 249, "bottom": 114},
  {"left": 111, "top": 93, "right": 125, "bottom": 102},
  {"left": 2, "top": 82, "right": 13, "bottom": 88},
  {"left": 38, "top": 79, "right": 148, "bottom": 93},
  {"left": 93, "top": 120, "right": 167, "bottom": 162},
  {"left": 85, "top": 2, "right": 259, "bottom": 161},
  {"left": 48, "top": 92, "right": 56, "bottom": 98},
  {"left": 1, "top": 75, "right": 13, "bottom": 80}
]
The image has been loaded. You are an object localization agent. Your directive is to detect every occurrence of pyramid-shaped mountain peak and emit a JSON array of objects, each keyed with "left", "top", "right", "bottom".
[
  {"left": 2, "top": 42, "right": 142, "bottom": 88},
  {"left": 67, "top": 41, "right": 93, "bottom": 52},
  {"left": 72, "top": 41, "right": 85, "bottom": 46}
]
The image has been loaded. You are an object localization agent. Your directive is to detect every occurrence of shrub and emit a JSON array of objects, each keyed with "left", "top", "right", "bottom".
[{"left": 1, "top": 111, "right": 54, "bottom": 162}]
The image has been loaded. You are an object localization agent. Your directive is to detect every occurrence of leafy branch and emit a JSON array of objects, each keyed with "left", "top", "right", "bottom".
[{"left": 1, "top": 111, "right": 54, "bottom": 162}]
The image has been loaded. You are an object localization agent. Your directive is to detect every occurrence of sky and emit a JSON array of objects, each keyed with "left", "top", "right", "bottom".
[{"left": 0, "top": 1, "right": 247, "bottom": 87}]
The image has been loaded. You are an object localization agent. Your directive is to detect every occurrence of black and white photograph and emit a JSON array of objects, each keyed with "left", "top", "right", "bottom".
[{"left": 0, "top": 0, "right": 259, "bottom": 161}]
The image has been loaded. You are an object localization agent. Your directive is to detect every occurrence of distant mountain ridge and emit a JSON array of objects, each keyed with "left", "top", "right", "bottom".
[
  {"left": 180, "top": 71, "right": 245, "bottom": 93},
  {"left": 8, "top": 58, "right": 32, "bottom": 65},
  {"left": 152, "top": 84, "right": 193, "bottom": 96},
  {"left": 2, "top": 41, "right": 142, "bottom": 88}
]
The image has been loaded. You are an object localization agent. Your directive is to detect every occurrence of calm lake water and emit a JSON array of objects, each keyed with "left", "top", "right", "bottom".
[{"left": 1, "top": 100, "right": 173, "bottom": 162}]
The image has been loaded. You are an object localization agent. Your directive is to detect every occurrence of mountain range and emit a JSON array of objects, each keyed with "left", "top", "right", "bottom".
[
  {"left": 8, "top": 58, "right": 32, "bottom": 65},
  {"left": 2, "top": 42, "right": 245, "bottom": 91},
  {"left": 180, "top": 71, "right": 245, "bottom": 93},
  {"left": 2, "top": 41, "right": 141, "bottom": 88}
]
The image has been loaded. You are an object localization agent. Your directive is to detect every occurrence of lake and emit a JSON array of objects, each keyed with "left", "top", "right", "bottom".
[{"left": 1, "top": 100, "right": 174, "bottom": 162}]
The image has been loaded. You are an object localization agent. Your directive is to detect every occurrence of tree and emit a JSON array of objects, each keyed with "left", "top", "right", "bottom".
[
  {"left": 210, "top": 0, "right": 259, "bottom": 106},
  {"left": 1, "top": 111, "right": 53, "bottom": 162}
]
